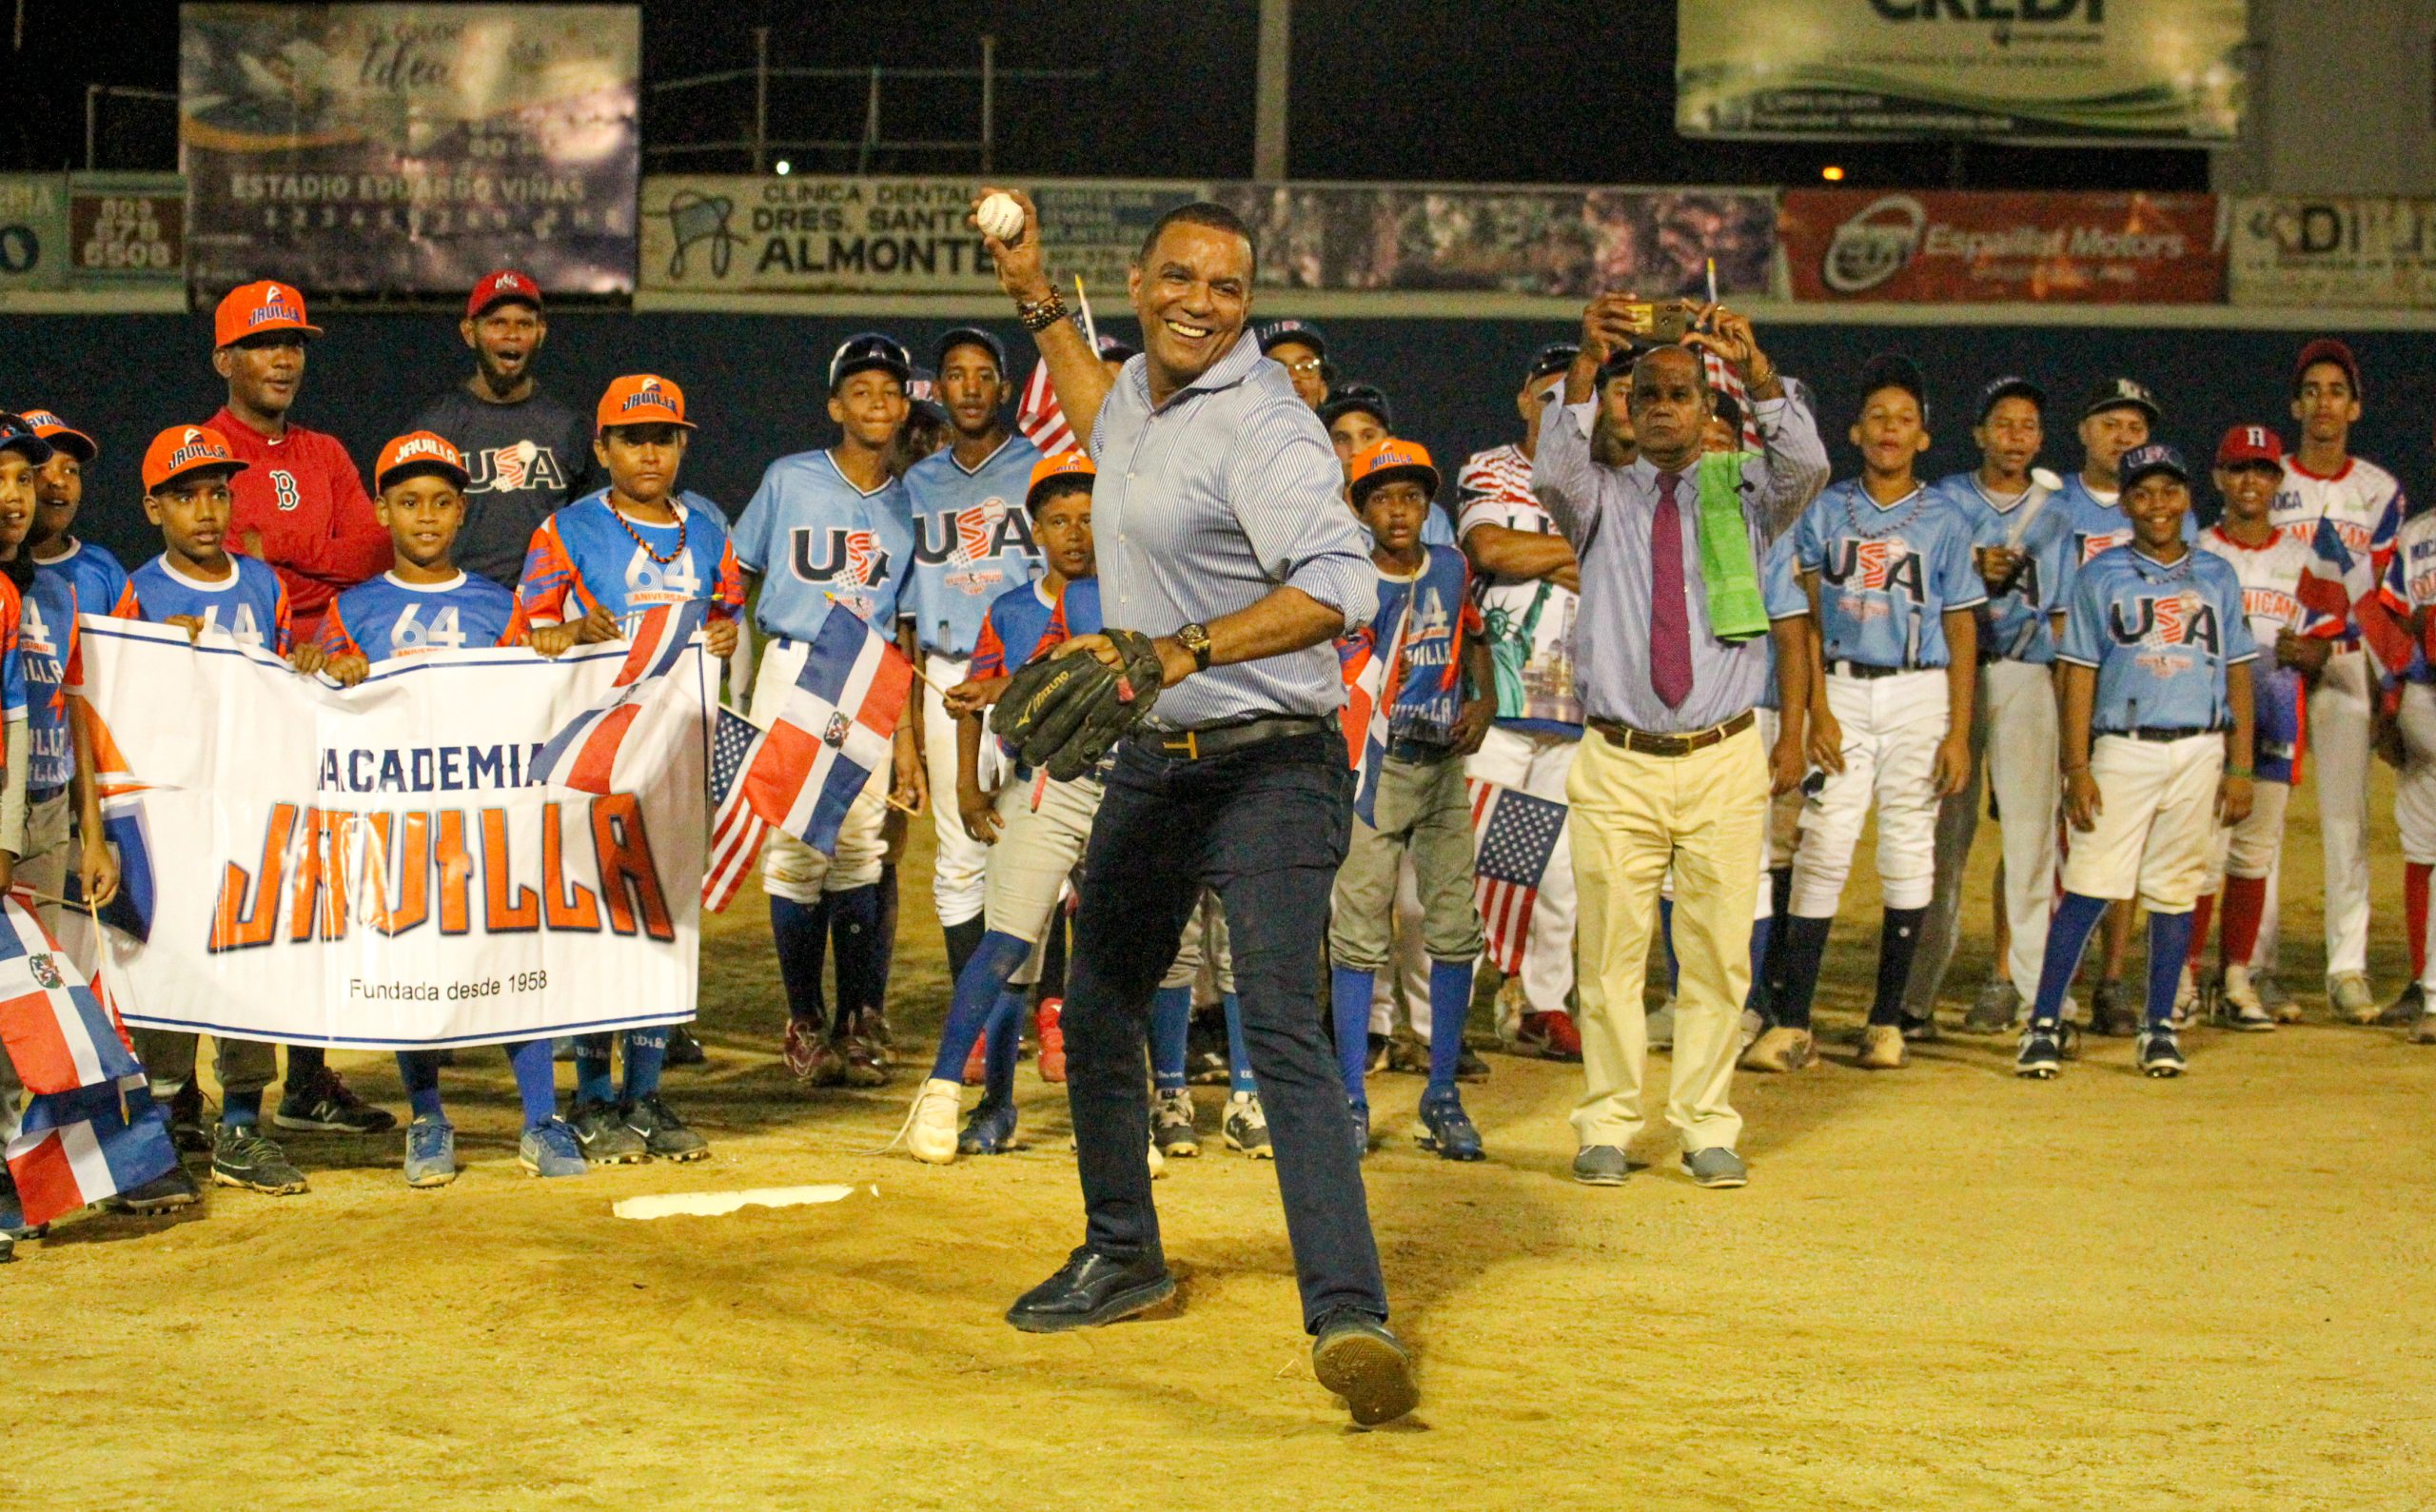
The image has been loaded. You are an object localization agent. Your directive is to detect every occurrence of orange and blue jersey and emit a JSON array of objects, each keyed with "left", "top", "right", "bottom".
[
  {"left": 0, "top": 576, "right": 26, "bottom": 733},
  {"left": 319, "top": 571, "right": 518, "bottom": 663},
  {"left": 509, "top": 489, "right": 745, "bottom": 639},
  {"left": 1368, "top": 543, "right": 1483, "bottom": 748},
  {"left": 971, "top": 576, "right": 1100, "bottom": 680},
  {"left": 32, "top": 539, "right": 127, "bottom": 631},
  {"left": 17, "top": 567, "right": 79, "bottom": 793},
  {"left": 115, "top": 553, "right": 294, "bottom": 655}
]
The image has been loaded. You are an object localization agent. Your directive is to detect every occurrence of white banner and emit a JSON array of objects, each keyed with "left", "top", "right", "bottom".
[
  {"left": 2230, "top": 197, "right": 2436, "bottom": 309},
  {"left": 81, "top": 619, "right": 709, "bottom": 1050}
]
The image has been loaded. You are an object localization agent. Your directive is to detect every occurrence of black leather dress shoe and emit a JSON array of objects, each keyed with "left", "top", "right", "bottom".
[
  {"left": 1005, "top": 1247, "right": 1176, "bottom": 1334},
  {"left": 1311, "top": 1307, "right": 1419, "bottom": 1426}
]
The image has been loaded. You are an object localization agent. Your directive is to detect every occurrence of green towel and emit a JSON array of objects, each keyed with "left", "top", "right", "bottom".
[{"left": 1693, "top": 450, "right": 1767, "bottom": 641}]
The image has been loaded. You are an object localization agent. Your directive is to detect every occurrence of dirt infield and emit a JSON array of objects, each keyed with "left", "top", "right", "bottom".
[{"left": 10, "top": 774, "right": 2436, "bottom": 1510}]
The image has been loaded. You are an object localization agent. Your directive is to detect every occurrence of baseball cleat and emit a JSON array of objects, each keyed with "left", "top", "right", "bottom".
[
  {"left": 2137, "top": 1027, "right": 2188, "bottom": 1078},
  {"left": 518, "top": 1119, "right": 588, "bottom": 1178},
  {"left": 103, "top": 1164, "right": 204, "bottom": 1216},
  {"left": 2412, "top": 1007, "right": 2436, "bottom": 1047},
  {"left": 781, "top": 1016, "right": 826, "bottom": 1082},
  {"left": 403, "top": 1116, "right": 458, "bottom": 1188},
  {"left": 1962, "top": 979, "right": 2022, "bottom": 1035},
  {"left": 1222, "top": 1090, "right": 1272, "bottom": 1158},
  {"left": 2215, "top": 965, "right": 2275, "bottom": 1032},
  {"left": 1151, "top": 1089, "right": 1200, "bottom": 1157},
  {"left": 1416, "top": 1089, "right": 1484, "bottom": 1162},
  {"left": 2014, "top": 1022, "right": 2065, "bottom": 1079},
  {"left": 273, "top": 1068, "right": 398, "bottom": 1134},
  {"left": 1856, "top": 1024, "right": 1907, "bottom": 1070},
  {"left": 2377, "top": 981, "right": 2424, "bottom": 1029},
  {"left": 2170, "top": 963, "right": 2201, "bottom": 1031},
  {"left": 2328, "top": 972, "right": 2380, "bottom": 1026},
  {"left": 566, "top": 1095, "right": 648, "bottom": 1165},
  {"left": 1739, "top": 1026, "right": 1816, "bottom": 1072},
  {"left": 167, "top": 1082, "right": 214, "bottom": 1153},
  {"left": 2252, "top": 970, "right": 2302, "bottom": 1024},
  {"left": 907, "top": 1078, "right": 962, "bottom": 1164},
  {"left": 957, "top": 1099, "right": 1020, "bottom": 1156},
  {"left": 1347, "top": 1100, "right": 1372, "bottom": 1160},
  {"left": 210, "top": 1124, "right": 309, "bottom": 1195},
  {"left": 841, "top": 1015, "right": 890, "bottom": 1088},
  {"left": 621, "top": 1095, "right": 710, "bottom": 1162}
]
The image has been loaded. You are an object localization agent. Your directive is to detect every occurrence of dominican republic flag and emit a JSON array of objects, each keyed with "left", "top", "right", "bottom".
[
  {"left": 0, "top": 898, "right": 175, "bottom": 1226},
  {"left": 534, "top": 599, "right": 709, "bottom": 794},
  {"left": 738, "top": 603, "right": 912, "bottom": 856},
  {"left": 1338, "top": 606, "right": 1414, "bottom": 828},
  {"left": 1467, "top": 779, "right": 1568, "bottom": 978},
  {"left": 702, "top": 706, "right": 770, "bottom": 913},
  {"left": 1017, "top": 360, "right": 1078, "bottom": 457}
]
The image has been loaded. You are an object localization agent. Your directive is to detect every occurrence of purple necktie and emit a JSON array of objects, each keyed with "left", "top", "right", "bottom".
[{"left": 1649, "top": 471, "right": 1693, "bottom": 709}]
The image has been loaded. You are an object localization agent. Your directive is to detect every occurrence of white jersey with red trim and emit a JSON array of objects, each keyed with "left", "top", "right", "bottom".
[
  {"left": 2274, "top": 454, "right": 2406, "bottom": 582},
  {"left": 2199, "top": 522, "right": 2348, "bottom": 782}
]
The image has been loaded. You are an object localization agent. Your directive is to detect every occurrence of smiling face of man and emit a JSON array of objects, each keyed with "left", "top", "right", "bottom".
[{"left": 1128, "top": 218, "right": 1254, "bottom": 402}]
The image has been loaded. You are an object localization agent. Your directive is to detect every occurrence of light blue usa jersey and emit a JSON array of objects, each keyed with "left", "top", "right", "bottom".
[
  {"left": 1935, "top": 470, "right": 2072, "bottom": 664},
  {"left": 901, "top": 434, "right": 1042, "bottom": 657},
  {"left": 2055, "top": 474, "right": 2196, "bottom": 591},
  {"left": 321, "top": 572, "right": 518, "bottom": 663},
  {"left": 732, "top": 449, "right": 914, "bottom": 638},
  {"left": 1758, "top": 533, "right": 1805, "bottom": 712},
  {"left": 1793, "top": 480, "right": 1985, "bottom": 670},
  {"left": 2058, "top": 545, "right": 2257, "bottom": 734}
]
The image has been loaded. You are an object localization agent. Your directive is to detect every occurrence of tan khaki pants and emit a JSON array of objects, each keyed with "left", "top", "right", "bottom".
[{"left": 1568, "top": 722, "right": 1765, "bottom": 1154}]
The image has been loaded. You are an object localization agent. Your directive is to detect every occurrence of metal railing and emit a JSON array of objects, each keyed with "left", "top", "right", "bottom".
[{"left": 646, "top": 31, "right": 1097, "bottom": 174}]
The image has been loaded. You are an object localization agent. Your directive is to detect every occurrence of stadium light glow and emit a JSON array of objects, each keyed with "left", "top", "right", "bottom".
[
  {"left": 1821, "top": 165, "right": 1845, "bottom": 182},
  {"left": 775, "top": 160, "right": 793, "bottom": 176}
]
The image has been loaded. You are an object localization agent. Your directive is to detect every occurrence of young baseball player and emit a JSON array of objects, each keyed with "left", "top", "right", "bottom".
[
  {"left": 115, "top": 423, "right": 345, "bottom": 1194},
  {"left": 1733, "top": 532, "right": 1827, "bottom": 1071},
  {"left": 905, "top": 454, "right": 1096, "bottom": 1163},
  {"left": 900, "top": 327, "right": 1043, "bottom": 990},
  {"left": 2017, "top": 443, "right": 2256, "bottom": 1080},
  {"left": 1259, "top": 320, "right": 1333, "bottom": 411},
  {"left": 407, "top": 269, "right": 599, "bottom": 587},
  {"left": 730, "top": 335, "right": 920, "bottom": 1090},
  {"left": 1768, "top": 355, "right": 1981, "bottom": 1070},
  {"left": 2272, "top": 339, "right": 2405, "bottom": 1023},
  {"left": 2182, "top": 425, "right": 2346, "bottom": 1031},
  {"left": 20, "top": 409, "right": 130, "bottom": 620},
  {"left": 513, "top": 375, "right": 741, "bottom": 1164},
  {"left": 2371, "top": 478, "right": 2436, "bottom": 1041},
  {"left": 1905, "top": 377, "right": 2070, "bottom": 1034},
  {"left": 321, "top": 432, "right": 585, "bottom": 1184},
  {"left": 1326, "top": 440, "right": 1494, "bottom": 1160},
  {"left": 0, "top": 415, "right": 51, "bottom": 1237}
]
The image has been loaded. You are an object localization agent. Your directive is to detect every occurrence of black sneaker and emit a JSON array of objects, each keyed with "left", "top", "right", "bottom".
[
  {"left": 2138, "top": 1027, "right": 2188, "bottom": 1078},
  {"left": 273, "top": 1068, "right": 399, "bottom": 1134},
  {"left": 104, "top": 1164, "right": 204, "bottom": 1216},
  {"left": 210, "top": 1124, "right": 308, "bottom": 1195},
  {"left": 620, "top": 1095, "right": 710, "bottom": 1162},
  {"left": 2014, "top": 1021, "right": 2065, "bottom": 1079},
  {"left": 567, "top": 1095, "right": 649, "bottom": 1164},
  {"left": 2377, "top": 981, "right": 2425, "bottom": 1029},
  {"left": 167, "top": 1082, "right": 214, "bottom": 1153},
  {"left": 664, "top": 1026, "right": 707, "bottom": 1067}
]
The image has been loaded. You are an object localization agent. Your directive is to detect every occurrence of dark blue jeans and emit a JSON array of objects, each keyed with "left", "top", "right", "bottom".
[{"left": 1063, "top": 730, "right": 1388, "bottom": 1330}]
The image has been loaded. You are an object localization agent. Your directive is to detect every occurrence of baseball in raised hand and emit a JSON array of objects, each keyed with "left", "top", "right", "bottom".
[{"left": 972, "top": 186, "right": 1050, "bottom": 304}]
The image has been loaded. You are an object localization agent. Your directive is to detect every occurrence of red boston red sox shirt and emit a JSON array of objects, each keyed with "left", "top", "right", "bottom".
[{"left": 208, "top": 405, "right": 391, "bottom": 638}]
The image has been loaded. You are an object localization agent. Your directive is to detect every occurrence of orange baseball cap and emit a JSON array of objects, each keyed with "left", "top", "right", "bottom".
[
  {"left": 466, "top": 268, "right": 542, "bottom": 321},
  {"left": 1347, "top": 438, "right": 1440, "bottom": 504},
  {"left": 18, "top": 407, "right": 96, "bottom": 462},
  {"left": 1024, "top": 451, "right": 1096, "bottom": 512},
  {"left": 596, "top": 374, "right": 695, "bottom": 432},
  {"left": 374, "top": 430, "right": 471, "bottom": 494},
  {"left": 213, "top": 280, "right": 323, "bottom": 349},
  {"left": 142, "top": 424, "right": 249, "bottom": 492}
]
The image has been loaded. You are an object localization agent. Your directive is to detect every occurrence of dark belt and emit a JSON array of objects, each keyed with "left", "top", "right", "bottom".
[
  {"left": 2106, "top": 724, "right": 2226, "bottom": 743},
  {"left": 1387, "top": 737, "right": 1458, "bottom": 764},
  {"left": 1130, "top": 713, "right": 1337, "bottom": 761},
  {"left": 1828, "top": 659, "right": 1922, "bottom": 680},
  {"left": 1588, "top": 709, "right": 1754, "bottom": 757},
  {"left": 27, "top": 783, "right": 66, "bottom": 806}
]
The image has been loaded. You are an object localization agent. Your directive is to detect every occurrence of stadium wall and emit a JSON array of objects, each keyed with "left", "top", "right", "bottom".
[{"left": 11, "top": 310, "right": 2432, "bottom": 571}]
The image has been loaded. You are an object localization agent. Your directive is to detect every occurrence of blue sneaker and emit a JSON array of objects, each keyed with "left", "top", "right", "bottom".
[
  {"left": 403, "top": 1116, "right": 458, "bottom": 1188},
  {"left": 957, "top": 1099, "right": 1019, "bottom": 1155},
  {"left": 1349, "top": 1100, "right": 1371, "bottom": 1160},
  {"left": 2138, "top": 1027, "right": 2188, "bottom": 1078},
  {"left": 2015, "top": 1021, "right": 2065, "bottom": 1080},
  {"left": 518, "top": 1118, "right": 588, "bottom": 1178},
  {"left": 1416, "top": 1089, "right": 1484, "bottom": 1162}
]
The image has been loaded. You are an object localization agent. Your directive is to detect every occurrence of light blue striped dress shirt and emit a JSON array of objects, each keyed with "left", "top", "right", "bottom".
[
  {"left": 1088, "top": 333, "right": 1379, "bottom": 729},
  {"left": 1531, "top": 390, "right": 1830, "bottom": 735}
]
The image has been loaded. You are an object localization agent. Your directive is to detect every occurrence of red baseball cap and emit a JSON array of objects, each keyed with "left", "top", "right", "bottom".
[
  {"left": 1024, "top": 451, "right": 1096, "bottom": 512},
  {"left": 467, "top": 268, "right": 542, "bottom": 321},
  {"left": 375, "top": 430, "right": 472, "bottom": 494},
  {"left": 596, "top": 374, "right": 695, "bottom": 432},
  {"left": 2215, "top": 424, "right": 2286, "bottom": 469},
  {"left": 18, "top": 407, "right": 96, "bottom": 462},
  {"left": 142, "top": 424, "right": 250, "bottom": 492},
  {"left": 2293, "top": 337, "right": 2363, "bottom": 398},
  {"left": 1347, "top": 438, "right": 1441, "bottom": 504},
  {"left": 213, "top": 280, "right": 322, "bottom": 349}
]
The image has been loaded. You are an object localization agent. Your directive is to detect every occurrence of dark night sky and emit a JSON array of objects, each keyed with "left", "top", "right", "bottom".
[{"left": 24, "top": 0, "right": 2208, "bottom": 189}]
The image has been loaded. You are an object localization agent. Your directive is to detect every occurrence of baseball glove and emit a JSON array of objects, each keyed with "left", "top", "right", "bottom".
[{"left": 990, "top": 629, "right": 1167, "bottom": 780}]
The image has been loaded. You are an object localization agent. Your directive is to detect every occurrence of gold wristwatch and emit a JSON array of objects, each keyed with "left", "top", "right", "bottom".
[{"left": 1175, "top": 622, "right": 1213, "bottom": 672}]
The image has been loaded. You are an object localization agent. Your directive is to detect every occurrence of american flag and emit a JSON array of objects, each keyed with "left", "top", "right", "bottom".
[
  {"left": 1467, "top": 779, "right": 1567, "bottom": 977},
  {"left": 1017, "top": 359, "right": 1077, "bottom": 457},
  {"left": 702, "top": 705, "right": 769, "bottom": 913},
  {"left": 1700, "top": 347, "right": 1763, "bottom": 452}
]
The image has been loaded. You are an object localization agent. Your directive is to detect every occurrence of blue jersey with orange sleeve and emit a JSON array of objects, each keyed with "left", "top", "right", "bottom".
[
  {"left": 31, "top": 539, "right": 127, "bottom": 631},
  {"left": 319, "top": 571, "right": 519, "bottom": 663},
  {"left": 1371, "top": 543, "right": 1484, "bottom": 746},
  {"left": 971, "top": 577, "right": 1102, "bottom": 680},
  {"left": 0, "top": 578, "right": 26, "bottom": 733},
  {"left": 117, "top": 553, "right": 294, "bottom": 655},
  {"left": 18, "top": 567, "right": 79, "bottom": 791},
  {"left": 510, "top": 490, "right": 744, "bottom": 638}
]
